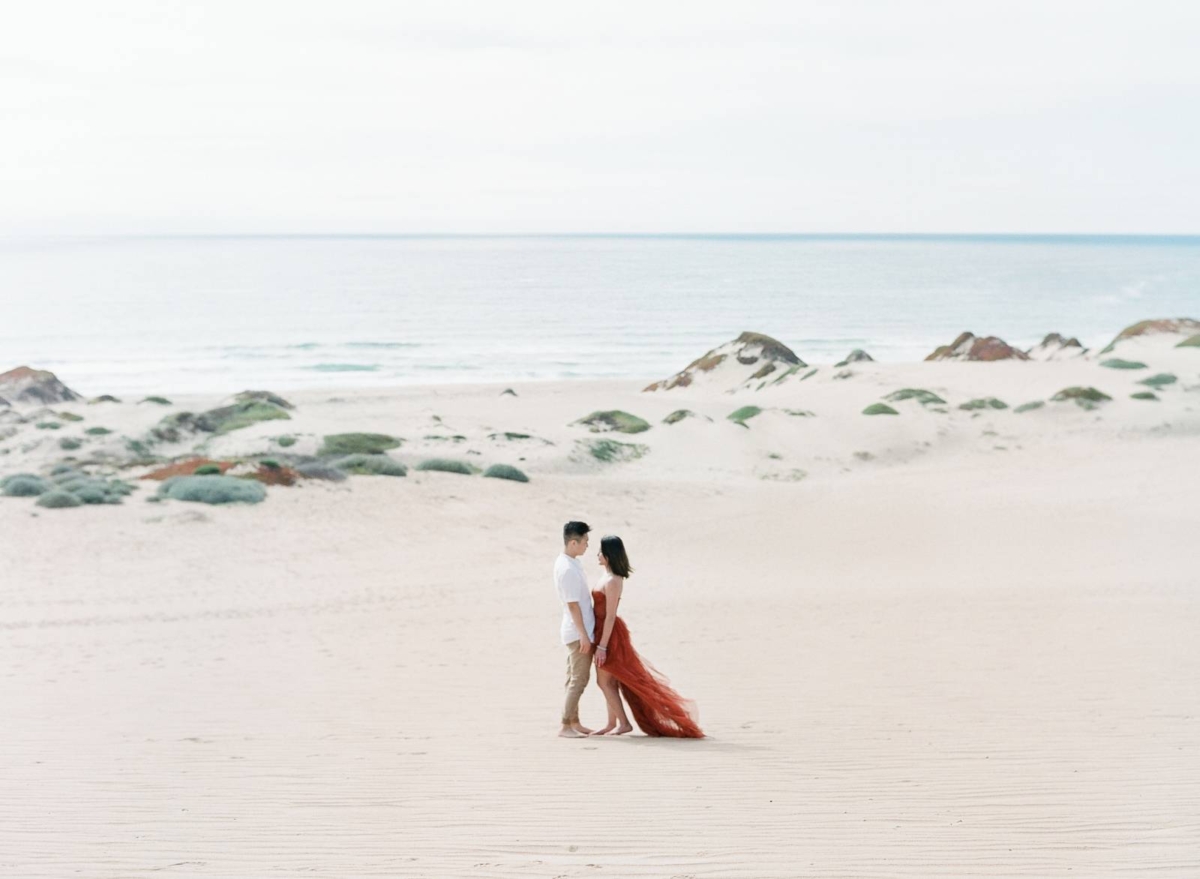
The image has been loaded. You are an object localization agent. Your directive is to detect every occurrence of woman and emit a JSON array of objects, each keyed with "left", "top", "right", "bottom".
[{"left": 592, "top": 535, "right": 704, "bottom": 738}]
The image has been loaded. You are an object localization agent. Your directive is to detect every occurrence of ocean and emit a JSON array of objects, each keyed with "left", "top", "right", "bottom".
[{"left": 3, "top": 234, "right": 1198, "bottom": 396}]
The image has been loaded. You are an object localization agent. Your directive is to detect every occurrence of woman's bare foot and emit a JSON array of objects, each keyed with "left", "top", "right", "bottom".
[
  {"left": 558, "top": 727, "right": 587, "bottom": 738},
  {"left": 571, "top": 723, "right": 594, "bottom": 736},
  {"left": 609, "top": 723, "right": 633, "bottom": 736},
  {"left": 593, "top": 723, "right": 616, "bottom": 736}
]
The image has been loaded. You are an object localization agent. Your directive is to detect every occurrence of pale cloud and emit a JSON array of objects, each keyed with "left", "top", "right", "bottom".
[{"left": 2, "top": 0, "right": 1198, "bottom": 233}]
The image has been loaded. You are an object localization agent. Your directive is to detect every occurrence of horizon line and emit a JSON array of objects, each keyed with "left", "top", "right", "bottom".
[{"left": 5, "top": 232, "right": 1200, "bottom": 242}]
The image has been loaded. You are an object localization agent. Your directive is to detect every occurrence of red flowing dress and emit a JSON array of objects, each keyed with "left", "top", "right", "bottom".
[{"left": 592, "top": 588, "right": 704, "bottom": 738}]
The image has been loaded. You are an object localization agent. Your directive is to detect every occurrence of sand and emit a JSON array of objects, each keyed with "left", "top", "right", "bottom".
[{"left": 1, "top": 343, "right": 1198, "bottom": 877}]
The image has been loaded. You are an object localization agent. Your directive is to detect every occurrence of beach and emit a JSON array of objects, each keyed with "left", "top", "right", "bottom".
[{"left": 2, "top": 323, "right": 1199, "bottom": 877}]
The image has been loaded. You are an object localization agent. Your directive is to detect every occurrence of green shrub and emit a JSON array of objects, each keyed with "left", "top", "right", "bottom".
[
  {"left": 36, "top": 490, "right": 84, "bottom": 509},
  {"left": 1130, "top": 391, "right": 1159, "bottom": 401},
  {"left": 89, "top": 395, "right": 121, "bottom": 404},
  {"left": 1014, "top": 401, "right": 1045, "bottom": 413},
  {"left": 199, "top": 400, "right": 291, "bottom": 435},
  {"left": 1, "top": 473, "right": 50, "bottom": 496},
  {"left": 193, "top": 464, "right": 222, "bottom": 476},
  {"left": 36, "top": 421, "right": 61, "bottom": 430},
  {"left": 415, "top": 458, "right": 475, "bottom": 475},
  {"left": 727, "top": 406, "right": 763, "bottom": 425},
  {"left": 141, "top": 396, "right": 172, "bottom": 405},
  {"left": 862, "top": 403, "right": 899, "bottom": 415},
  {"left": 573, "top": 411, "right": 651, "bottom": 434},
  {"left": 234, "top": 390, "right": 295, "bottom": 410},
  {"left": 663, "top": 409, "right": 697, "bottom": 425},
  {"left": 157, "top": 475, "right": 266, "bottom": 504},
  {"left": 1176, "top": 334, "right": 1200, "bottom": 348},
  {"left": 58, "top": 412, "right": 84, "bottom": 422},
  {"left": 488, "top": 431, "right": 531, "bottom": 441},
  {"left": 295, "top": 462, "right": 348, "bottom": 482},
  {"left": 1051, "top": 387, "right": 1112, "bottom": 410},
  {"left": 259, "top": 459, "right": 281, "bottom": 470},
  {"left": 583, "top": 439, "right": 648, "bottom": 463},
  {"left": 1099, "top": 358, "right": 1147, "bottom": 369},
  {"left": 85, "top": 426, "right": 112, "bottom": 436},
  {"left": 885, "top": 388, "right": 946, "bottom": 406},
  {"left": 319, "top": 433, "right": 402, "bottom": 456},
  {"left": 959, "top": 397, "right": 1008, "bottom": 411},
  {"left": 59, "top": 437, "right": 82, "bottom": 451},
  {"left": 276, "top": 435, "right": 297, "bottom": 448},
  {"left": 1138, "top": 373, "right": 1177, "bottom": 388},
  {"left": 333, "top": 454, "right": 407, "bottom": 476},
  {"left": 483, "top": 464, "right": 529, "bottom": 482},
  {"left": 50, "top": 463, "right": 78, "bottom": 477}
]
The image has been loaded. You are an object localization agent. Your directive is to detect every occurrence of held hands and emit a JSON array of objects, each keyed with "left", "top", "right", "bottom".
[{"left": 594, "top": 644, "right": 608, "bottom": 667}]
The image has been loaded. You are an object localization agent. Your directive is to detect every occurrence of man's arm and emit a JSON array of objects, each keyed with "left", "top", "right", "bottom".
[{"left": 566, "top": 602, "right": 592, "bottom": 654}]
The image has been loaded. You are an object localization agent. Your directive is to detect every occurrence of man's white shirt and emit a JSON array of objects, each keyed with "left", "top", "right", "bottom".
[{"left": 554, "top": 552, "right": 595, "bottom": 645}]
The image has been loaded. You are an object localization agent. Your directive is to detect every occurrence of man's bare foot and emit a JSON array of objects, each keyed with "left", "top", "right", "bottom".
[
  {"left": 571, "top": 723, "right": 594, "bottom": 736},
  {"left": 558, "top": 727, "right": 587, "bottom": 738},
  {"left": 593, "top": 723, "right": 616, "bottom": 736},
  {"left": 609, "top": 723, "right": 633, "bottom": 736}
]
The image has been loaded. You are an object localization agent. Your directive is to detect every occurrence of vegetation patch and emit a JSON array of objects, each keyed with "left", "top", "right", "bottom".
[
  {"left": 157, "top": 475, "right": 267, "bottom": 504},
  {"left": 36, "top": 490, "right": 84, "bottom": 509},
  {"left": 862, "top": 403, "right": 899, "bottom": 416},
  {"left": 483, "top": 464, "right": 529, "bottom": 483},
  {"left": 415, "top": 458, "right": 476, "bottom": 475},
  {"left": 573, "top": 411, "right": 651, "bottom": 434},
  {"left": 58, "top": 412, "right": 84, "bottom": 422},
  {"left": 1051, "top": 386, "right": 1112, "bottom": 410},
  {"left": 727, "top": 406, "right": 763, "bottom": 426},
  {"left": 36, "top": 421, "right": 61, "bottom": 430},
  {"left": 885, "top": 388, "right": 946, "bottom": 406},
  {"left": 2, "top": 473, "right": 51, "bottom": 496},
  {"left": 85, "top": 426, "right": 113, "bottom": 436},
  {"left": 1130, "top": 391, "right": 1159, "bottom": 401},
  {"left": 958, "top": 397, "right": 1009, "bottom": 411},
  {"left": 234, "top": 390, "right": 295, "bottom": 410},
  {"left": 1177, "top": 334, "right": 1200, "bottom": 348},
  {"left": 580, "top": 439, "right": 649, "bottom": 464},
  {"left": 319, "top": 432, "right": 402, "bottom": 456},
  {"left": 203, "top": 401, "right": 291, "bottom": 435},
  {"left": 1099, "top": 358, "right": 1148, "bottom": 370},
  {"left": 59, "top": 437, "right": 83, "bottom": 451},
  {"left": 1013, "top": 401, "right": 1045, "bottom": 413},
  {"left": 333, "top": 454, "right": 408, "bottom": 476},
  {"left": 489, "top": 431, "right": 531, "bottom": 440},
  {"left": 194, "top": 464, "right": 222, "bottom": 476},
  {"left": 1138, "top": 373, "right": 1177, "bottom": 388},
  {"left": 276, "top": 435, "right": 297, "bottom": 448},
  {"left": 295, "top": 462, "right": 347, "bottom": 482},
  {"left": 799, "top": 368, "right": 819, "bottom": 381},
  {"left": 141, "top": 396, "right": 172, "bottom": 405},
  {"left": 89, "top": 395, "right": 121, "bottom": 404}
]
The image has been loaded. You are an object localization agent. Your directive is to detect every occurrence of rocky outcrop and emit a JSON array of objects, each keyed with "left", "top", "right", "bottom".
[
  {"left": 1100, "top": 317, "right": 1200, "bottom": 354},
  {"left": 1026, "top": 333, "right": 1086, "bottom": 361},
  {"left": 0, "top": 366, "right": 82, "bottom": 404},
  {"left": 925, "top": 332, "right": 1029, "bottom": 362},
  {"left": 644, "top": 332, "right": 805, "bottom": 392}
]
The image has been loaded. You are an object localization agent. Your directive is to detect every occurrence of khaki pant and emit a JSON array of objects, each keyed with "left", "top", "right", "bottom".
[{"left": 561, "top": 640, "right": 592, "bottom": 725}]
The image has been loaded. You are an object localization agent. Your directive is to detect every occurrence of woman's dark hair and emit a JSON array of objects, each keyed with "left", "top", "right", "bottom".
[{"left": 600, "top": 535, "right": 633, "bottom": 578}]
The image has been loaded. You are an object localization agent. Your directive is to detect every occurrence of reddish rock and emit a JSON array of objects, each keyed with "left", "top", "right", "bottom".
[
  {"left": 0, "top": 366, "right": 82, "bottom": 404},
  {"left": 925, "top": 332, "right": 1030, "bottom": 362},
  {"left": 141, "top": 458, "right": 235, "bottom": 480}
]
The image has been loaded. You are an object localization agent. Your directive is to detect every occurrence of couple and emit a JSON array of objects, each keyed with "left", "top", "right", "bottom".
[{"left": 554, "top": 521, "right": 704, "bottom": 739}]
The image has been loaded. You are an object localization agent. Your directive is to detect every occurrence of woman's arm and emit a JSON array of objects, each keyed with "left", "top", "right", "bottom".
[{"left": 595, "top": 577, "right": 624, "bottom": 665}]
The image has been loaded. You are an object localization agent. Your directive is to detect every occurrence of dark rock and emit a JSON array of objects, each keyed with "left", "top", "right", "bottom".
[
  {"left": 835, "top": 349, "right": 874, "bottom": 367},
  {"left": 0, "top": 366, "right": 82, "bottom": 404}
]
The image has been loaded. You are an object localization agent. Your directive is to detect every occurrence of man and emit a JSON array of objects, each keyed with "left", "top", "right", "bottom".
[{"left": 555, "top": 521, "right": 595, "bottom": 738}]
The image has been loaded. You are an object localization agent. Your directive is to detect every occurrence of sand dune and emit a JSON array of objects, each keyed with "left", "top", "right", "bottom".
[{"left": 2, "top": 345, "right": 1199, "bottom": 876}]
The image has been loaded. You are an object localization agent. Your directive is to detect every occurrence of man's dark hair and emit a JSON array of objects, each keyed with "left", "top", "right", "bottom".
[{"left": 563, "top": 521, "right": 591, "bottom": 543}]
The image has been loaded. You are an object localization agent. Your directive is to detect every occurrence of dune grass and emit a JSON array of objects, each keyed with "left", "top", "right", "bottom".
[
  {"left": 415, "top": 458, "right": 476, "bottom": 475},
  {"left": 483, "top": 464, "right": 529, "bottom": 483},
  {"left": 1051, "top": 387, "right": 1112, "bottom": 410},
  {"left": 1138, "top": 373, "right": 1177, "bottom": 388},
  {"left": 727, "top": 406, "right": 763, "bottom": 426},
  {"left": 959, "top": 397, "right": 1009, "bottom": 411},
  {"left": 573, "top": 411, "right": 652, "bottom": 434},
  {"left": 1014, "top": 401, "right": 1045, "bottom": 413},
  {"left": 157, "top": 475, "right": 266, "bottom": 504},
  {"left": 1130, "top": 391, "right": 1159, "bottom": 401},
  {"left": 1177, "top": 334, "right": 1200, "bottom": 348},
  {"left": 85, "top": 426, "right": 112, "bottom": 436},
  {"left": 885, "top": 388, "right": 946, "bottom": 406},
  {"left": 581, "top": 439, "right": 649, "bottom": 464},
  {"left": 1099, "top": 358, "right": 1148, "bottom": 369},
  {"left": 319, "top": 433, "right": 403, "bottom": 456},
  {"left": 862, "top": 403, "right": 899, "bottom": 416},
  {"left": 334, "top": 454, "right": 408, "bottom": 476}
]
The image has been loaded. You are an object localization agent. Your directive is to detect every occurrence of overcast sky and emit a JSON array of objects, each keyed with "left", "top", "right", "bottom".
[{"left": 3, "top": 1, "right": 1199, "bottom": 234}]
